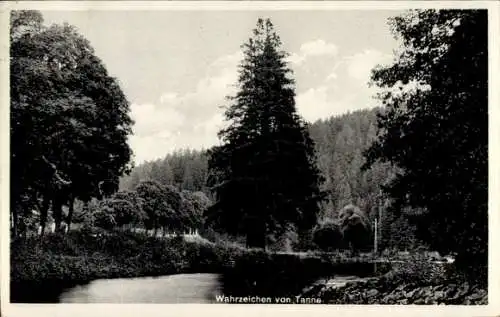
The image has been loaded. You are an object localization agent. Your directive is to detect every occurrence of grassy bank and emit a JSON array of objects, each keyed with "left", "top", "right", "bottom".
[
  {"left": 10, "top": 230, "right": 242, "bottom": 302},
  {"left": 11, "top": 230, "right": 392, "bottom": 302}
]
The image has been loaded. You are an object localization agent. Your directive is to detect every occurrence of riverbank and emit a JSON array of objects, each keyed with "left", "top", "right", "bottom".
[
  {"left": 10, "top": 230, "right": 241, "bottom": 302},
  {"left": 15, "top": 230, "right": 478, "bottom": 304},
  {"left": 300, "top": 260, "right": 488, "bottom": 305},
  {"left": 11, "top": 230, "right": 387, "bottom": 302}
]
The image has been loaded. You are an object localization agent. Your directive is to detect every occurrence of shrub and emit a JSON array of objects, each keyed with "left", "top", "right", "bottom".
[
  {"left": 339, "top": 204, "right": 372, "bottom": 253},
  {"left": 268, "top": 226, "right": 299, "bottom": 252},
  {"left": 93, "top": 209, "right": 116, "bottom": 230},
  {"left": 312, "top": 221, "right": 343, "bottom": 251},
  {"left": 11, "top": 230, "right": 239, "bottom": 286},
  {"left": 382, "top": 253, "right": 449, "bottom": 287}
]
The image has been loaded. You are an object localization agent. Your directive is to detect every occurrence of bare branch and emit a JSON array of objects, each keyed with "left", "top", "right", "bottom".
[{"left": 41, "top": 155, "right": 72, "bottom": 186}]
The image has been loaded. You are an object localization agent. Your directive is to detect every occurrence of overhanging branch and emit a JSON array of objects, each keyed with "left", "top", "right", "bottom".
[{"left": 41, "top": 155, "right": 72, "bottom": 186}]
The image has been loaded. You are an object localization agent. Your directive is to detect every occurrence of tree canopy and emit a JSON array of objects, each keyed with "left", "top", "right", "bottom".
[
  {"left": 364, "top": 9, "right": 487, "bottom": 280},
  {"left": 10, "top": 10, "right": 133, "bottom": 235}
]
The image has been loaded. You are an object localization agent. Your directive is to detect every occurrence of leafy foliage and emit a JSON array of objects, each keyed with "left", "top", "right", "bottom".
[
  {"left": 364, "top": 10, "right": 487, "bottom": 279},
  {"left": 135, "top": 181, "right": 171, "bottom": 233},
  {"left": 312, "top": 221, "right": 343, "bottom": 251},
  {"left": 338, "top": 205, "right": 372, "bottom": 253},
  {"left": 181, "top": 190, "right": 211, "bottom": 230},
  {"left": 10, "top": 10, "right": 133, "bottom": 235},
  {"left": 133, "top": 180, "right": 206, "bottom": 234}
]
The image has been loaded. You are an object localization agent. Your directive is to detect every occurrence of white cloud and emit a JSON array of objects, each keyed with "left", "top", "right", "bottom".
[
  {"left": 344, "top": 49, "right": 392, "bottom": 83},
  {"left": 129, "top": 51, "right": 241, "bottom": 163},
  {"left": 130, "top": 47, "right": 396, "bottom": 163},
  {"left": 301, "top": 39, "right": 339, "bottom": 56},
  {"left": 130, "top": 103, "right": 185, "bottom": 137},
  {"left": 296, "top": 85, "right": 358, "bottom": 122},
  {"left": 288, "top": 39, "right": 339, "bottom": 66},
  {"left": 296, "top": 48, "right": 395, "bottom": 123},
  {"left": 326, "top": 72, "right": 337, "bottom": 81},
  {"left": 325, "top": 61, "right": 344, "bottom": 82},
  {"left": 296, "top": 86, "right": 332, "bottom": 122},
  {"left": 159, "top": 92, "right": 178, "bottom": 104}
]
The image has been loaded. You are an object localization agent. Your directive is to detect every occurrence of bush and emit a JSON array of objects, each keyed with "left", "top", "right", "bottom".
[
  {"left": 339, "top": 205, "right": 372, "bottom": 253},
  {"left": 312, "top": 221, "right": 343, "bottom": 251},
  {"left": 381, "top": 253, "right": 449, "bottom": 286},
  {"left": 93, "top": 210, "right": 116, "bottom": 230},
  {"left": 268, "top": 227, "right": 299, "bottom": 252},
  {"left": 11, "top": 230, "right": 223, "bottom": 286}
]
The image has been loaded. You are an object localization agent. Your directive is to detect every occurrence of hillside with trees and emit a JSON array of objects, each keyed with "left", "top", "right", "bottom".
[
  {"left": 119, "top": 149, "right": 210, "bottom": 195},
  {"left": 119, "top": 107, "right": 420, "bottom": 251}
]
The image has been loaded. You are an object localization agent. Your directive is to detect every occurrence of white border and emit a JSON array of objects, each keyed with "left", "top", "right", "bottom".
[{"left": 1, "top": 2, "right": 499, "bottom": 317}]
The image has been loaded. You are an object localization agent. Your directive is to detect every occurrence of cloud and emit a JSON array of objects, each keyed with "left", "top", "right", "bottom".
[
  {"left": 159, "top": 92, "right": 178, "bottom": 104},
  {"left": 130, "top": 103, "right": 185, "bottom": 138},
  {"left": 296, "top": 86, "right": 331, "bottom": 122},
  {"left": 325, "top": 61, "right": 344, "bottom": 82},
  {"left": 301, "top": 39, "right": 339, "bottom": 56},
  {"left": 296, "top": 85, "right": 357, "bottom": 122},
  {"left": 129, "top": 51, "right": 241, "bottom": 163},
  {"left": 129, "top": 47, "right": 396, "bottom": 163},
  {"left": 345, "top": 49, "right": 392, "bottom": 82},
  {"left": 288, "top": 39, "right": 339, "bottom": 66},
  {"left": 296, "top": 48, "right": 394, "bottom": 123}
]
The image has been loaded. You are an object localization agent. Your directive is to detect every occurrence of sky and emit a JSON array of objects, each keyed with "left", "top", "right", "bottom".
[{"left": 41, "top": 10, "right": 403, "bottom": 164}]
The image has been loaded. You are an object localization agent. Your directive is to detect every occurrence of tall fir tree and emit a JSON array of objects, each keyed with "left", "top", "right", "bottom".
[{"left": 206, "top": 18, "right": 323, "bottom": 248}]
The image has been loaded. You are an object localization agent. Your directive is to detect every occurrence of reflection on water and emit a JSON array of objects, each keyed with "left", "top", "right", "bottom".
[
  {"left": 37, "top": 262, "right": 390, "bottom": 303},
  {"left": 59, "top": 273, "right": 223, "bottom": 303}
]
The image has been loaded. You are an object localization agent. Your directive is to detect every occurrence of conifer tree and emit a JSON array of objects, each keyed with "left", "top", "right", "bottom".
[{"left": 206, "top": 18, "right": 323, "bottom": 248}]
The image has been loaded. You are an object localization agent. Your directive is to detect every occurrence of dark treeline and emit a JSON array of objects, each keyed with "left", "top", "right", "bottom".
[{"left": 119, "top": 149, "right": 210, "bottom": 196}]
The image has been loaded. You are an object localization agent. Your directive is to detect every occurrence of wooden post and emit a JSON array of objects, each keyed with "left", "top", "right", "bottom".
[
  {"left": 376, "top": 190, "right": 383, "bottom": 255},
  {"left": 374, "top": 217, "right": 378, "bottom": 255}
]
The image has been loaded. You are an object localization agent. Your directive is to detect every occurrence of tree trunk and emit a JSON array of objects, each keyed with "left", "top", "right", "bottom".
[
  {"left": 52, "top": 198, "right": 63, "bottom": 234},
  {"left": 66, "top": 195, "right": 75, "bottom": 232},
  {"left": 246, "top": 218, "right": 266, "bottom": 249},
  {"left": 11, "top": 210, "right": 18, "bottom": 238},
  {"left": 39, "top": 195, "right": 50, "bottom": 237},
  {"left": 154, "top": 226, "right": 158, "bottom": 237}
]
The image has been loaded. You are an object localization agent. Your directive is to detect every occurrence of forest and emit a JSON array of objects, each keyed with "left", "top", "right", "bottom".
[
  {"left": 9, "top": 9, "right": 488, "bottom": 305},
  {"left": 118, "top": 108, "right": 418, "bottom": 252}
]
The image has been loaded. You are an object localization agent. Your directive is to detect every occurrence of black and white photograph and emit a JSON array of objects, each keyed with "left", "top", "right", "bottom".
[{"left": 1, "top": 1, "right": 499, "bottom": 315}]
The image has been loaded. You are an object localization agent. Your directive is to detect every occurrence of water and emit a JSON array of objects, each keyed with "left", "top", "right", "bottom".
[
  {"left": 56, "top": 261, "right": 389, "bottom": 303},
  {"left": 59, "top": 273, "right": 223, "bottom": 303},
  {"left": 58, "top": 273, "right": 380, "bottom": 303}
]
